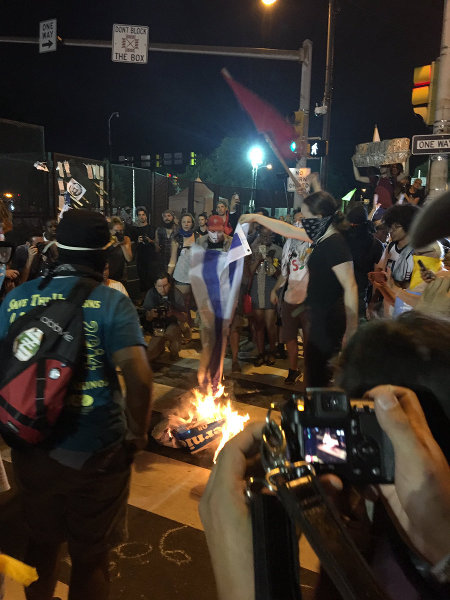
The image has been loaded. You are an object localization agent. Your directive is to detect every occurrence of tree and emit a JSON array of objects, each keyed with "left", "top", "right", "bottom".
[{"left": 181, "top": 136, "right": 257, "bottom": 187}]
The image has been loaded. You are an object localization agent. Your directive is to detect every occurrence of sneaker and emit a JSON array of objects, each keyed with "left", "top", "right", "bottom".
[
  {"left": 265, "top": 353, "right": 276, "bottom": 366},
  {"left": 231, "top": 360, "right": 242, "bottom": 373},
  {"left": 253, "top": 354, "right": 265, "bottom": 367},
  {"left": 284, "top": 369, "right": 301, "bottom": 385}
]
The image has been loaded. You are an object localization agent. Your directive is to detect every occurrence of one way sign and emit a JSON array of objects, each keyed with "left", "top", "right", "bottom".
[{"left": 39, "top": 19, "right": 57, "bottom": 54}]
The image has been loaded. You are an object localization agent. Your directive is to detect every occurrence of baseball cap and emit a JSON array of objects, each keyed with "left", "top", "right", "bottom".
[{"left": 207, "top": 215, "right": 225, "bottom": 232}]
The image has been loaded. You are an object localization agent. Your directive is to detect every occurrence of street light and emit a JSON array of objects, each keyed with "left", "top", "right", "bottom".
[
  {"left": 248, "top": 146, "right": 264, "bottom": 211},
  {"left": 107, "top": 112, "right": 120, "bottom": 161},
  {"left": 260, "top": 0, "right": 336, "bottom": 189}
]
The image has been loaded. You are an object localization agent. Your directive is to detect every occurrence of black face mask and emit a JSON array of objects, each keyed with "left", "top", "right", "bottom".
[
  {"left": 302, "top": 216, "right": 333, "bottom": 243},
  {"left": 162, "top": 220, "right": 174, "bottom": 229}
]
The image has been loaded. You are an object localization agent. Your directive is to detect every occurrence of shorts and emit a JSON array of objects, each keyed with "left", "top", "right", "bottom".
[
  {"left": 11, "top": 444, "right": 132, "bottom": 558},
  {"left": 280, "top": 300, "right": 310, "bottom": 343}
]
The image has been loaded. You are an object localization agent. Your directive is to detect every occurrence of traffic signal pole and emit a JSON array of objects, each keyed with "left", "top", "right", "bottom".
[
  {"left": 294, "top": 40, "right": 313, "bottom": 206},
  {"left": 428, "top": 0, "right": 450, "bottom": 200},
  {"left": 320, "top": 0, "right": 336, "bottom": 190}
]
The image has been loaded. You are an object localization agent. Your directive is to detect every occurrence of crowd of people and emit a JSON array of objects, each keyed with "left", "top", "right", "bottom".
[
  {"left": 1, "top": 176, "right": 450, "bottom": 385},
  {"left": 0, "top": 173, "right": 449, "bottom": 600}
]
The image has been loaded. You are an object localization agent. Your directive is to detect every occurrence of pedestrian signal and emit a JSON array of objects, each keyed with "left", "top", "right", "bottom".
[{"left": 308, "top": 140, "right": 327, "bottom": 157}]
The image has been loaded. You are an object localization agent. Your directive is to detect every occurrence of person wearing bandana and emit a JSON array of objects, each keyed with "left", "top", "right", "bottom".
[{"left": 240, "top": 191, "right": 358, "bottom": 387}]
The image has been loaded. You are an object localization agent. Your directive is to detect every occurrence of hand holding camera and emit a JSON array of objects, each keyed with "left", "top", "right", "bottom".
[{"left": 200, "top": 385, "right": 450, "bottom": 600}]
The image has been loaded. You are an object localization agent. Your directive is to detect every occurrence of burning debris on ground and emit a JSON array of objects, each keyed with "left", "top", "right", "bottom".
[{"left": 151, "top": 383, "right": 249, "bottom": 462}]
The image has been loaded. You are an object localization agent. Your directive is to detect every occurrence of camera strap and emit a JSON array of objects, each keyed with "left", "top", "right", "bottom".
[{"left": 260, "top": 421, "right": 392, "bottom": 600}]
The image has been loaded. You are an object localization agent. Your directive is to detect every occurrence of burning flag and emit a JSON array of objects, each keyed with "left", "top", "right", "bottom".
[
  {"left": 151, "top": 223, "right": 251, "bottom": 460},
  {"left": 152, "top": 384, "right": 249, "bottom": 462},
  {"left": 190, "top": 222, "right": 251, "bottom": 393},
  {"left": 222, "top": 68, "right": 296, "bottom": 160}
]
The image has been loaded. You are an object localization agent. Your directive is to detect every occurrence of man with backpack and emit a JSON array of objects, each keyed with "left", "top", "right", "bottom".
[{"left": 0, "top": 209, "right": 153, "bottom": 600}]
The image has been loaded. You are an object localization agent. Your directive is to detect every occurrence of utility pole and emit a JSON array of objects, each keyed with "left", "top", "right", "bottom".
[
  {"left": 427, "top": 0, "right": 450, "bottom": 200},
  {"left": 320, "top": 0, "right": 336, "bottom": 190},
  {"left": 294, "top": 39, "right": 313, "bottom": 208}
]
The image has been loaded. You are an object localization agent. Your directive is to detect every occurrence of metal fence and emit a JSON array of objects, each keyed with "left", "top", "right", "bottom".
[{"left": 0, "top": 116, "right": 294, "bottom": 244}]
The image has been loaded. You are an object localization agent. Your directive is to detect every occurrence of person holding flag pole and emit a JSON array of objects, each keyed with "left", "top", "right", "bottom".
[{"left": 240, "top": 191, "right": 358, "bottom": 387}]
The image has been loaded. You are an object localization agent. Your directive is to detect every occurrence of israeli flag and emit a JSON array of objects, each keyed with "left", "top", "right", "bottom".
[{"left": 190, "top": 223, "right": 251, "bottom": 393}]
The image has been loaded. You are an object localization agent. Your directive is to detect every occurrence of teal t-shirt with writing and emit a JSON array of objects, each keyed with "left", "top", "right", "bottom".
[{"left": 0, "top": 276, "right": 145, "bottom": 468}]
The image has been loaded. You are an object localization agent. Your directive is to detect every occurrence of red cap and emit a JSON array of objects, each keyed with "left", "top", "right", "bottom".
[{"left": 207, "top": 215, "right": 225, "bottom": 232}]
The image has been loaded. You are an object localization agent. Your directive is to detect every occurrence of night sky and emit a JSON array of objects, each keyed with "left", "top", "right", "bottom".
[{"left": 0, "top": 0, "right": 443, "bottom": 191}]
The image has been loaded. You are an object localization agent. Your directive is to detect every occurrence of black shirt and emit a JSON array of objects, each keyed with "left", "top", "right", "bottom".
[
  {"left": 134, "top": 224, "right": 158, "bottom": 262},
  {"left": 196, "top": 227, "right": 208, "bottom": 237},
  {"left": 306, "top": 233, "right": 352, "bottom": 311},
  {"left": 142, "top": 286, "right": 186, "bottom": 331}
]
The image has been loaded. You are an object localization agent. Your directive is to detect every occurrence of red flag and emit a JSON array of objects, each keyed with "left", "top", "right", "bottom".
[{"left": 222, "top": 68, "right": 296, "bottom": 160}]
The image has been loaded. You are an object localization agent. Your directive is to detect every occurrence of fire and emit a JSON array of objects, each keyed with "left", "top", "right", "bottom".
[{"left": 190, "top": 384, "right": 250, "bottom": 462}]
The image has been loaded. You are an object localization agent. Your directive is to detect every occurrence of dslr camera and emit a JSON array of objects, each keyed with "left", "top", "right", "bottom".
[{"left": 280, "top": 388, "right": 394, "bottom": 484}]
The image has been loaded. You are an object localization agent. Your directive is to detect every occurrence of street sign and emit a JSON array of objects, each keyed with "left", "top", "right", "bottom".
[
  {"left": 412, "top": 134, "right": 450, "bottom": 155},
  {"left": 112, "top": 24, "right": 149, "bottom": 64},
  {"left": 39, "top": 19, "right": 57, "bottom": 54},
  {"left": 287, "top": 167, "right": 311, "bottom": 193}
]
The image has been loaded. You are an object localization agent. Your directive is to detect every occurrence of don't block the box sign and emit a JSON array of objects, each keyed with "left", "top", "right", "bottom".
[{"left": 112, "top": 24, "right": 149, "bottom": 64}]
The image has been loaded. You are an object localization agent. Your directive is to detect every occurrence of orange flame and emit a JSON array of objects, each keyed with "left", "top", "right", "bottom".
[{"left": 190, "top": 384, "right": 250, "bottom": 462}]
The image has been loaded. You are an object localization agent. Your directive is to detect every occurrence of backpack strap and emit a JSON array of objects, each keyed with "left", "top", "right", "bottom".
[{"left": 66, "top": 277, "right": 101, "bottom": 305}]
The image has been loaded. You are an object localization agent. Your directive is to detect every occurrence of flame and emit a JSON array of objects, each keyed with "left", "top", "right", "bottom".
[{"left": 190, "top": 384, "right": 250, "bottom": 462}]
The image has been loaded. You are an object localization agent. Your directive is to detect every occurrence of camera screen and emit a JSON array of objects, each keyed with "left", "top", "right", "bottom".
[{"left": 303, "top": 427, "right": 347, "bottom": 464}]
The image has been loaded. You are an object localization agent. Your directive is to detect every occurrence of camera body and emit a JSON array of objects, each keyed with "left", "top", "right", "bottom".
[
  {"left": 281, "top": 388, "right": 394, "bottom": 484},
  {"left": 155, "top": 302, "right": 169, "bottom": 318},
  {"left": 34, "top": 241, "right": 46, "bottom": 254}
]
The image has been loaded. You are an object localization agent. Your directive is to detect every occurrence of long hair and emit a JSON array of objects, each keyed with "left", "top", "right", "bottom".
[
  {"left": 303, "top": 191, "right": 347, "bottom": 232},
  {"left": 336, "top": 312, "right": 450, "bottom": 459}
]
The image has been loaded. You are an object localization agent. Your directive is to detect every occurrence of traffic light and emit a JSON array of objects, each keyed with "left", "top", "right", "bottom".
[
  {"left": 412, "top": 61, "right": 439, "bottom": 125},
  {"left": 155, "top": 154, "right": 162, "bottom": 168},
  {"left": 307, "top": 140, "right": 328, "bottom": 157},
  {"left": 189, "top": 151, "right": 197, "bottom": 166},
  {"left": 140, "top": 154, "right": 151, "bottom": 168},
  {"left": 288, "top": 110, "right": 306, "bottom": 154}
]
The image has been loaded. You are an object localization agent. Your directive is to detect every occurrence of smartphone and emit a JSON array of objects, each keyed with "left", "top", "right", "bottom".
[{"left": 417, "top": 259, "right": 426, "bottom": 269}]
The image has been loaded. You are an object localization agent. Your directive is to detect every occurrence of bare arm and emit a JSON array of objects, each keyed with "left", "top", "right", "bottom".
[
  {"left": 332, "top": 261, "right": 358, "bottom": 345},
  {"left": 199, "top": 423, "right": 265, "bottom": 600},
  {"left": 352, "top": 162, "right": 370, "bottom": 184},
  {"left": 240, "top": 214, "right": 312, "bottom": 242},
  {"left": 120, "top": 236, "right": 133, "bottom": 262},
  {"left": 375, "top": 245, "right": 389, "bottom": 271},
  {"left": 270, "top": 273, "right": 287, "bottom": 305},
  {"left": 19, "top": 246, "right": 38, "bottom": 284},
  {"left": 113, "top": 346, "right": 153, "bottom": 450},
  {"left": 167, "top": 240, "right": 178, "bottom": 275}
]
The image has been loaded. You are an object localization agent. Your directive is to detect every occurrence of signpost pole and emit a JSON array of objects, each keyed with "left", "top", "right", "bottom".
[{"left": 427, "top": 0, "right": 450, "bottom": 201}]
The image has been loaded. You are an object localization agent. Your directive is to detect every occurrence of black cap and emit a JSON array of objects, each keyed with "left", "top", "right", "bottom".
[{"left": 56, "top": 209, "right": 110, "bottom": 251}]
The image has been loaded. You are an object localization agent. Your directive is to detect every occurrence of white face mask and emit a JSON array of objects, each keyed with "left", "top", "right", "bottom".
[
  {"left": 294, "top": 220, "right": 303, "bottom": 228},
  {"left": 208, "top": 230, "right": 220, "bottom": 243}
]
